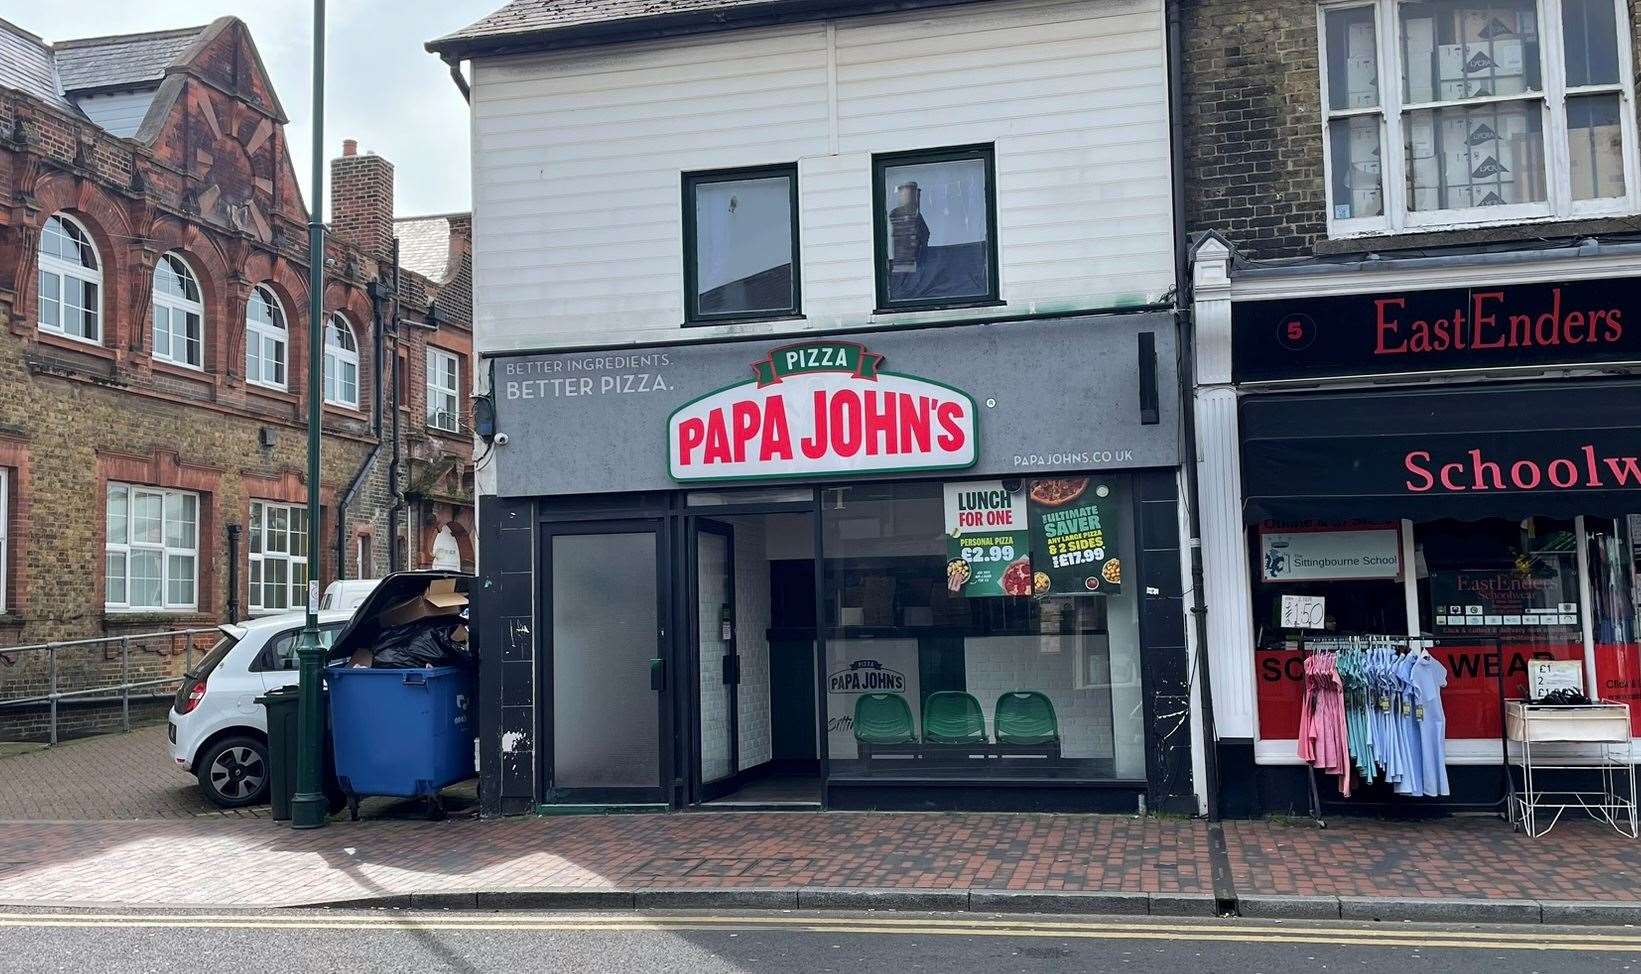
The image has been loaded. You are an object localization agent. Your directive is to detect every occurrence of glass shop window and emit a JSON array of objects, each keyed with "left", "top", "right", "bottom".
[
  {"left": 1248, "top": 521, "right": 1409, "bottom": 648},
  {"left": 820, "top": 477, "right": 1143, "bottom": 782}
]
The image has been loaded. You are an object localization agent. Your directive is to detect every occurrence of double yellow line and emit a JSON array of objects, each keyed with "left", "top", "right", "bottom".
[{"left": 0, "top": 911, "right": 1638, "bottom": 953}]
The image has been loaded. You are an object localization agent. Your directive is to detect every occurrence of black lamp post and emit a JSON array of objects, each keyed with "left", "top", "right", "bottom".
[{"left": 290, "top": 0, "right": 328, "bottom": 831}]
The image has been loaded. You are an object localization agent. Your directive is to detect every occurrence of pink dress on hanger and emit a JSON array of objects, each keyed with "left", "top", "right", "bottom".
[{"left": 1300, "top": 653, "right": 1353, "bottom": 797}]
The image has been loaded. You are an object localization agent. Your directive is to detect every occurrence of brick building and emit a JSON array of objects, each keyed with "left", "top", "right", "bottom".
[
  {"left": 0, "top": 16, "right": 473, "bottom": 736},
  {"left": 1182, "top": 0, "right": 1641, "bottom": 816}
]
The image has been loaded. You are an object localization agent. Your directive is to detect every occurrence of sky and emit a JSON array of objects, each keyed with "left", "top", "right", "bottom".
[{"left": 10, "top": 0, "right": 498, "bottom": 218}]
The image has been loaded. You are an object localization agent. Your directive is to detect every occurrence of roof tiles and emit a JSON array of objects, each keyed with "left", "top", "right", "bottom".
[
  {"left": 53, "top": 25, "right": 205, "bottom": 94},
  {"left": 434, "top": 0, "right": 777, "bottom": 45}
]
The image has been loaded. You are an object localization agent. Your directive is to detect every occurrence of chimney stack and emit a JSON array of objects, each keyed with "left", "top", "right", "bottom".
[{"left": 330, "top": 139, "right": 394, "bottom": 262}]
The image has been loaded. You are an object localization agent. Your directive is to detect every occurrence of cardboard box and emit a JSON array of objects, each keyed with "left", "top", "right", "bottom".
[
  {"left": 1570, "top": 122, "right": 1625, "bottom": 200},
  {"left": 1341, "top": 20, "right": 1379, "bottom": 108},
  {"left": 1344, "top": 56, "right": 1380, "bottom": 108},
  {"left": 381, "top": 578, "right": 468, "bottom": 628},
  {"left": 1463, "top": 9, "right": 1526, "bottom": 45},
  {"left": 1439, "top": 39, "right": 1524, "bottom": 82},
  {"left": 1404, "top": 17, "right": 1436, "bottom": 103},
  {"left": 1513, "top": 131, "right": 1547, "bottom": 202}
]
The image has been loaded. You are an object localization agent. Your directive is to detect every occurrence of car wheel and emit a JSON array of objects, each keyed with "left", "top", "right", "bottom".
[{"left": 197, "top": 736, "right": 269, "bottom": 808}]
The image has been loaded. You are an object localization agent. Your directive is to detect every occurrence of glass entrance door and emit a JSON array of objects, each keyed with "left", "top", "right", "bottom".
[
  {"left": 541, "top": 520, "right": 670, "bottom": 804},
  {"left": 695, "top": 520, "right": 739, "bottom": 798}
]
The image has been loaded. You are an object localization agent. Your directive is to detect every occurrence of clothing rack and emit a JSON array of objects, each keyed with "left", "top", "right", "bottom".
[{"left": 1292, "top": 633, "right": 1511, "bottom": 828}]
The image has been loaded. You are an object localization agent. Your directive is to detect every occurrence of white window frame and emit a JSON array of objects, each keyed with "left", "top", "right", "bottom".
[
  {"left": 323, "top": 313, "right": 360, "bottom": 409},
  {"left": 152, "top": 252, "right": 205, "bottom": 370},
  {"left": 245, "top": 285, "right": 288, "bottom": 390},
  {"left": 1319, "top": 0, "right": 1641, "bottom": 237},
  {"left": 248, "top": 500, "right": 310, "bottom": 615},
  {"left": 37, "top": 213, "right": 102, "bottom": 345},
  {"left": 426, "top": 346, "right": 460, "bottom": 433},
  {"left": 105, "top": 483, "right": 199, "bottom": 613}
]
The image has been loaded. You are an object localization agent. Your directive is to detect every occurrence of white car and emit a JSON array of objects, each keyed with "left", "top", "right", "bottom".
[
  {"left": 320, "top": 578, "right": 382, "bottom": 613},
  {"left": 167, "top": 611, "right": 353, "bottom": 808}
]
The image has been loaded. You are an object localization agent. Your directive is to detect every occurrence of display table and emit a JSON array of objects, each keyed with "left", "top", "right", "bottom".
[{"left": 1505, "top": 701, "right": 1636, "bottom": 839}]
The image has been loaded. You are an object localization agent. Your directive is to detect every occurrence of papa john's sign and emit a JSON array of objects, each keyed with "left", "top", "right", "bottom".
[{"left": 668, "top": 340, "right": 977, "bottom": 482}]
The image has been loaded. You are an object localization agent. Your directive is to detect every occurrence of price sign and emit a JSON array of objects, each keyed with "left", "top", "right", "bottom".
[
  {"left": 960, "top": 543, "right": 1018, "bottom": 563},
  {"left": 1527, "top": 659, "right": 1584, "bottom": 700},
  {"left": 1280, "top": 594, "right": 1327, "bottom": 630},
  {"left": 943, "top": 481, "right": 1032, "bottom": 598},
  {"left": 1027, "top": 479, "right": 1124, "bottom": 596}
]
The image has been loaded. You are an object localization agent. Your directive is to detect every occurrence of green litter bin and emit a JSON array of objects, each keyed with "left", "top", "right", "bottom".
[{"left": 257, "top": 684, "right": 344, "bottom": 822}]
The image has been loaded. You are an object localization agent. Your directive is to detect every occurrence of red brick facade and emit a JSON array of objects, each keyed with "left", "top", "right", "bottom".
[{"left": 0, "top": 16, "right": 472, "bottom": 736}]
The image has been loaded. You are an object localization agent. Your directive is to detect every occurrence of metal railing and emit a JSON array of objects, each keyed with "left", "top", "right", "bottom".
[{"left": 0, "top": 629, "right": 220, "bottom": 744}]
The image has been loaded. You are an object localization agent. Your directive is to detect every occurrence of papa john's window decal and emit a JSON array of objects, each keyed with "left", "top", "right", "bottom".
[{"left": 667, "top": 339, "right": 978, "bottom": 482}]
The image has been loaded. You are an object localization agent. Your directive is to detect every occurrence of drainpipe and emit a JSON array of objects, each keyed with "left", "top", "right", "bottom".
[
  {"left": 386, "top": 242, "right": 405, "bottom": 571},
  {"left": 441, "top": 55, "right": 471, "bottom": 102},
  {"left": 225, "top": 523, "right": 241, "bottom": 623},
  {"left": 334, "top": 253, "right": 394, "bottom": 580},
  {"left": 1167, "top": 0, "right": 1221, "bottom": 821}
]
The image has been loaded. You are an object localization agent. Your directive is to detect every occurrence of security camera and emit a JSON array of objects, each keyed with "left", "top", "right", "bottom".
[{"left": 494, "top": 432, "right": 510, "bottom": 446}]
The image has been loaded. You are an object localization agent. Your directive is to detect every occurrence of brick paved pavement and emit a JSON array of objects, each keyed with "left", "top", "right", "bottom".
[
  {"left": 0, "top": 724, "right": 257, "bottom": 820},
  {"left": 1222, "top": 817, "right": 1641, "bottom": 903},
  {"left": 0, "top": 811, "right": 1633, "bottom": 909},
  {"left": 0, "top": 813, "right": 1207, "bottom": 907},
  {"left": 0, "top": 727, "right": 1636, "bottom": 910}
]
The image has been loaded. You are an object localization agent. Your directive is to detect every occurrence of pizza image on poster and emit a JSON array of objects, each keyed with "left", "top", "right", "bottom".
[{"left": 1027, "top": 478, "right": 1122, "bottom": 596}]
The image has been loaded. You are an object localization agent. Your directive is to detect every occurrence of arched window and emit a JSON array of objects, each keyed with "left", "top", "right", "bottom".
[
  {"left": 151, "top": 253, "right": 204, "bottom": 369},
  {"left": 244, "top": 285, "right": 287, "bottom": 389},
  {"left": 38, "top": 213, "right": 101, "bottom": 343},
  {"left": 323, "top": 314, "right": 359, "bottom": 408}
]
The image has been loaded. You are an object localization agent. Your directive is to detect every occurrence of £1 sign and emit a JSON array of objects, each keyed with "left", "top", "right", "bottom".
[{"left": 668, "top": 341, "right": 978, "bottom": 482}]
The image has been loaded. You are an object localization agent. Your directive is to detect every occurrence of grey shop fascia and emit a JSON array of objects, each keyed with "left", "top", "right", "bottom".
[{"left": 471, "top": 312, "right": 1197, "bottom": 815}]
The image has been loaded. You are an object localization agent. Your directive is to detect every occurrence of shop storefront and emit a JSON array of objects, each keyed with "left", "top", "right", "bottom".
[
  {"left": 1192, "top": 238, "right": 1641, "bottom": 816},
  {"left": 472, "top": 314, "right": 1197, "bottom": 816}
]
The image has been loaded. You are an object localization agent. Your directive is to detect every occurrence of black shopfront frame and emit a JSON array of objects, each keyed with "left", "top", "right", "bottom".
[{"left": 474, "top": 471, "right": 1194, "bottom": 817}]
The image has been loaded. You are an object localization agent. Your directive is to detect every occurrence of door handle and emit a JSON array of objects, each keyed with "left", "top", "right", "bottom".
[{"left": 650, "top": 657, "right": 666, "bottom": 692}]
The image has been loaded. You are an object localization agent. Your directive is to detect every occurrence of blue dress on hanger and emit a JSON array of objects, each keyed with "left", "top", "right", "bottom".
[{"left": 1408, "top": 653, "right": 1451, "bottom": 797}]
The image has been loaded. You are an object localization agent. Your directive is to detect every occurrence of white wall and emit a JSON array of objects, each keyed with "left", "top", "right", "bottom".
[{"left": 469, "top": 0, "right": 1174, "bottom": 353}]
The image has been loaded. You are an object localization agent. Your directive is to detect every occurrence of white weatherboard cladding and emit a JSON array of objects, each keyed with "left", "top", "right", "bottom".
[
  {"left": 75, "top": 90, "right": 154, "bottom": 138},
  {"left": 469, "top": 0, "right": 1174, "bottom": 352}
]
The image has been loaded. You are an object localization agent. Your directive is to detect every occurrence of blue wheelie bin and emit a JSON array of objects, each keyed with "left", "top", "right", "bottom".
[{"left": 326, "top": 664, "right": 476, "bottom": 819}]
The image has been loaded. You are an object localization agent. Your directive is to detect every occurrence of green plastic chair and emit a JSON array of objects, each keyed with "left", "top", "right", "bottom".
[
  {"left": 995, "top": 691, "right": 1060, "bottom": 747},
  {"left": 922, "top": 691, "right": 987, "bottom": 744},
  {"left": 853, "top": 693, "right": 918, "bottom": 746}
]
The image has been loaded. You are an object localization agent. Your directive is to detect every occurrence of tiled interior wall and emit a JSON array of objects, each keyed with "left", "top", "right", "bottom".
[
  {"left": 735, "top": 519, "right": 774, "bottom": 770},
  {"left": 697, "top": 531, "right": 733, "bottom": 783},
  {"left": 962, "top": 635, "right": 1117, "bottom": 760}
]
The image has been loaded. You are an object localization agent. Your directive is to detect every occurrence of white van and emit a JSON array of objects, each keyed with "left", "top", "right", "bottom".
[{"left": 320, "top": 578, "right": 382, "bottom": 613}]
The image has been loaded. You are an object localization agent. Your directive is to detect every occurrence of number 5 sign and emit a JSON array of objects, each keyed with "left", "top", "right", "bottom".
[{"left": 1280, "top": 594, "right": 1327, "bottom": 630}]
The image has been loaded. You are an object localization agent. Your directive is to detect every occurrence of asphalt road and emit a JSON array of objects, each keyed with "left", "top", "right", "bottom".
[{"left": 3, "top": 909, "right": 1638, "bottom": 973}]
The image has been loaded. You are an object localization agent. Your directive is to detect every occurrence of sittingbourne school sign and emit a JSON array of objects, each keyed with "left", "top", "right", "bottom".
[{"left": 668, "top": 340, "right": 977, "bottom": 482}]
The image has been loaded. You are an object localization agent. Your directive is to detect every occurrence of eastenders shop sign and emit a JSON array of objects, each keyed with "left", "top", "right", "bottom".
[
  {"left": 493, "top": 314, "right": 1181, "bottom": 497},
  {"left": 1232, "top": 278, "right": 1641, "bottom": 382}
]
